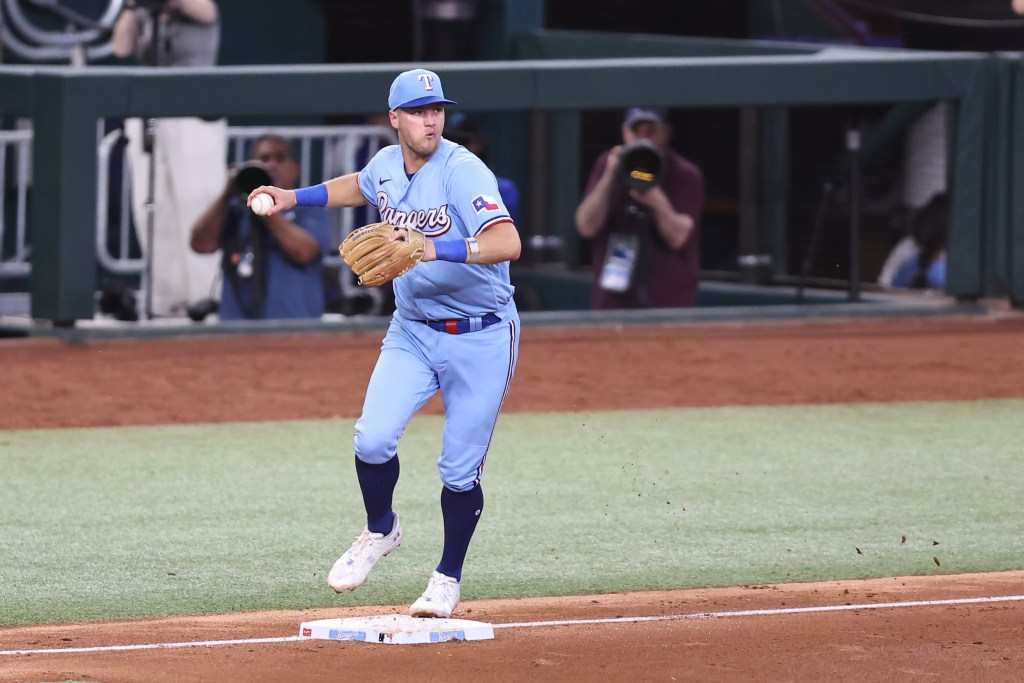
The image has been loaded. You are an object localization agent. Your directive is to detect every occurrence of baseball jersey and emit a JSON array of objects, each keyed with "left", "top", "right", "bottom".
[{"left": 357, "top": 139, "right": 517, "bottom": 321}]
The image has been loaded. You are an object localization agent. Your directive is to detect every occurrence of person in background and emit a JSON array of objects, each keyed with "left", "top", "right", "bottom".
[
  {"left": 325, "top": 112, "right": 397, "bottom": 317},
  {"left": 112, "top": 0, "right": 225, "bottom": 318},
  {"left": 112, "top": 0, "right": 219, "bottom": 65},
  {"left": 878, "top": 192, "right": 948, "bottom": 292},
  {"left": 446, "top": 112, "right": 521, "bottom": 226},
  {"left": 191, "top": 135, "right": 330, "bottom": 320},
  {"left": 574, "top": 107, "right": 704, "bottom": 309}
]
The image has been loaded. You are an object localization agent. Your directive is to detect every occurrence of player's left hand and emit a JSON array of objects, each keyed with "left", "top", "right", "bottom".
[
  {"left": 340, "top": 222, "right": 427, "bottom": 286},
  {"left": 392, "top": 227, "right": 436, "bottom": 261}
]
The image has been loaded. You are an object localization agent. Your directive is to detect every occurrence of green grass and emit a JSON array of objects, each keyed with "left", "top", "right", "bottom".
[{"left": 1, "top": 400, "right": 1021, "bottom": 625}]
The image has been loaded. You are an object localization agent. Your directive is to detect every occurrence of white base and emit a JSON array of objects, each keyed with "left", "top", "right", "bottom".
[{"left": 299, "top": 614, "right": 495, "bottom": 645}]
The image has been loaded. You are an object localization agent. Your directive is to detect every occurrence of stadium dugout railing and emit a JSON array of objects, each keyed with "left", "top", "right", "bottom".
[
  {"left": 94, "top": 123, "right": 396, "bottom": 317},
  {"left": 1, "top": 43, "right": 1022, "bottom": 324},
  {"left": 0, "top": 127, "right": 31, "bottom": 281},
  {"left": 2, "top": 122, "right": 396, "bottom": 319}
]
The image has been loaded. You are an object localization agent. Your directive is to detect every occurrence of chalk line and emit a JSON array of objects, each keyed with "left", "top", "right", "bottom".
[{"left": 3, "top": 594, "right": 1022, "bottom": 656}]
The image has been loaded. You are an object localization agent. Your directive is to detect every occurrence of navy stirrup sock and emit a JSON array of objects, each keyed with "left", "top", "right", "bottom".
[
  {"left": 354, "top": 455, "right": 400, "bottom": 534},
  {"left": 437, "top": 484, "right": 484, "bottom": 582}
]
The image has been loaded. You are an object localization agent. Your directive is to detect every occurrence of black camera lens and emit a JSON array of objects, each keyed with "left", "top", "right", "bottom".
[
  {"left": 233, "top": 161, "right": 273, "bottom": 196},
  {"left": 618, "top": 140, "right": 662, "bottom": 192}
]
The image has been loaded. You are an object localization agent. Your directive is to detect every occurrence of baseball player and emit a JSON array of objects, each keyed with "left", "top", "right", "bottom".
[{"left": 248, "top": 68, "right": 521, "bottom": 618}]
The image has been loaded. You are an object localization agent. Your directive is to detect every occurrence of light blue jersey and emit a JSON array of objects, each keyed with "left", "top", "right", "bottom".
[
  {"left": 353, "top": 137, "right": 520, "bottom": 492},
  {"left": 329, "top": 69, "right": 519, "bottom": 601},
  {"left": 357, "top": 139, "right": 516, "bottom": 321}
]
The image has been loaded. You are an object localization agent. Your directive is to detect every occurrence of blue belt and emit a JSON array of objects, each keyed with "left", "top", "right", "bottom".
[{"left": 422, "top": 312, "right": 501, "bottom": 335}]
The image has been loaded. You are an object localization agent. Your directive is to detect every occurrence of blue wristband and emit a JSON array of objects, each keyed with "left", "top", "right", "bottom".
[
  {"left": 294, "top": 183, "right": 328, "bottom": 207},
  {"left": 433, "top": 239, "right": 469, "bottom": 263}
]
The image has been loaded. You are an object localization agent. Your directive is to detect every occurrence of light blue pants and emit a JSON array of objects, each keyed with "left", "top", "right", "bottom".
[{"left": 354, "top": 313, "right": 520, "bottom": 491}]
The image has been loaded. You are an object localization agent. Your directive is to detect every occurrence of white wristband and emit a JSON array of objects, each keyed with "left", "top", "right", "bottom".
[{"left": 466, "top": 237, "right": 481, "bottom": 264}]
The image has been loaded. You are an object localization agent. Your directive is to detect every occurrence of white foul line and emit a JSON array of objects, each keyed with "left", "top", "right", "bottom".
[
  {"left": 493, "top": 594, "right": 1024, "bottom": 629},
  {"left": 0, "top": 636, "right": 302, "bottom": 655},
  {"left": 3, "top": 594, "right": 1023, "bottom": 656}
]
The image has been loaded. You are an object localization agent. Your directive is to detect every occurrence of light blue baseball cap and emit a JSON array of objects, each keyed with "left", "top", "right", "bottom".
[{"left": 388, "top": 68, "right": 457, "bottom": 110}]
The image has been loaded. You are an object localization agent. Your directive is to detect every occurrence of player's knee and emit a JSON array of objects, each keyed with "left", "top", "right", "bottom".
[
  {"left": 353, "top": 427, "right": 397, "bottom": 464},
  {"left": 437, "top": 461, "right": 479, "bottom": 492}
]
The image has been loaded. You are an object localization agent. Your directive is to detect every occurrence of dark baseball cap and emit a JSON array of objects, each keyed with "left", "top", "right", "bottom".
[{"left": 624, "top": 107, "right": 669, "bottom": 128}]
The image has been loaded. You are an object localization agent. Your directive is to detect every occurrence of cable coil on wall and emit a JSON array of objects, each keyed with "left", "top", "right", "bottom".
[{"left": 0, "top": 0, "right": 123, "bottom": 64}]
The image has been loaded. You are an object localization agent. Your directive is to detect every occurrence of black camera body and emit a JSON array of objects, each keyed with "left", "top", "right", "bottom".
[
  {"left": 232, "top": 161, "right": 273, "bottom": 198},
  {"left": 618, "top": 140, "right": 663, "bottom": 193}
]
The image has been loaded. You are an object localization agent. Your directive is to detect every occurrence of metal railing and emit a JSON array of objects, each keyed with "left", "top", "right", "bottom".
[
  {"left": 0, "top": 127, "right": 32, "bottom": 278},
  {"left": 223, "top": 124, "right": 396, "bottom": 272},
  {"left": 4, "top": 122, "right": 398, "bottom": 309}
]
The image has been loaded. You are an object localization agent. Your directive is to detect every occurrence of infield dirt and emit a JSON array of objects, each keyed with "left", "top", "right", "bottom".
[{"left": 2, "top": 315, "right": 1023, "bottom": 682}]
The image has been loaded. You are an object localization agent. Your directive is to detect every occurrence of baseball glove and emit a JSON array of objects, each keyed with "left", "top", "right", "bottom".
[{"left": 339, "top": 222, "right": 426, "bottom": 286}]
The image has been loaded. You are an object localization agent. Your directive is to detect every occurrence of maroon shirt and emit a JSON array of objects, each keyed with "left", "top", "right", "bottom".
[{"left": 581, "top": 147, "right": 705, "bottom": 309}]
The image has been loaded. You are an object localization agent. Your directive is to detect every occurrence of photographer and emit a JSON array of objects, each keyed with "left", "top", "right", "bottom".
[
  {"left": 190, "top": 135, "right": 331, "bottom": 321},
  {"left": 112, "top": 0, "right": 224, "bottom": 318},
  {"left": 575, "top": 107, "right": 705, "bottom": 309},
  {"left": 112, "top": 0, "right": 219, "bottom": 65}
]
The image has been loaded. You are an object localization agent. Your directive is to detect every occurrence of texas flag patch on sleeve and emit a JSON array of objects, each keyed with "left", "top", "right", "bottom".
[{"left": 472, "top": 194, "right": 500, "bottom": 213}]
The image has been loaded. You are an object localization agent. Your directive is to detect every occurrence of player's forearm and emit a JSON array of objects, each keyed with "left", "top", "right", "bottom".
[
  {"left": 323, "top": 173, "right": 366, "bottom": 209},
  {"left": 422, "top": 222, "right": 521, "bottom": 264},
  {"left": 287, "top": 173, "right": 363, "bottom": 211},
  {"left": 473, "top": 222, "right": 521, "bottom": 263}
]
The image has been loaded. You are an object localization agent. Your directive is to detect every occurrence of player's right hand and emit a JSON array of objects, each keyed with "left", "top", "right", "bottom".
[{"left": 246, "top": 185, "right": 295, "bottom": 216}]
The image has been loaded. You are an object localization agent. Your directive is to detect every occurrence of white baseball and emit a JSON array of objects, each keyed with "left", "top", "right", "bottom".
[{"left": 251, "top": 192, "right": 274, "bottom": 216}]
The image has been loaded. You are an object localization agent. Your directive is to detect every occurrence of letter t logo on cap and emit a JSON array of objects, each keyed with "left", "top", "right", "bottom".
[{"left": 418, "top": 73, "right": 435, "bottom": 92}]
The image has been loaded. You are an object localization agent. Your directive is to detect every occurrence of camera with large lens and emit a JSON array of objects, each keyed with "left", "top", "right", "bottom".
[
  {"left": 618, "top": 139, "right": 662, "bottom": 193},
  {"left": 232, "top": 161, "right": 273, "bottom": 198}
]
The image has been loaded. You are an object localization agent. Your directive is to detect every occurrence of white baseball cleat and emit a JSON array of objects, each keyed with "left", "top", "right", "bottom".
[
  {"left": 409, "top": 570, "right": 461, "bottom": 618},
  {"left": 327, "top": 513, "right": 403, "bottom": 593}
]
